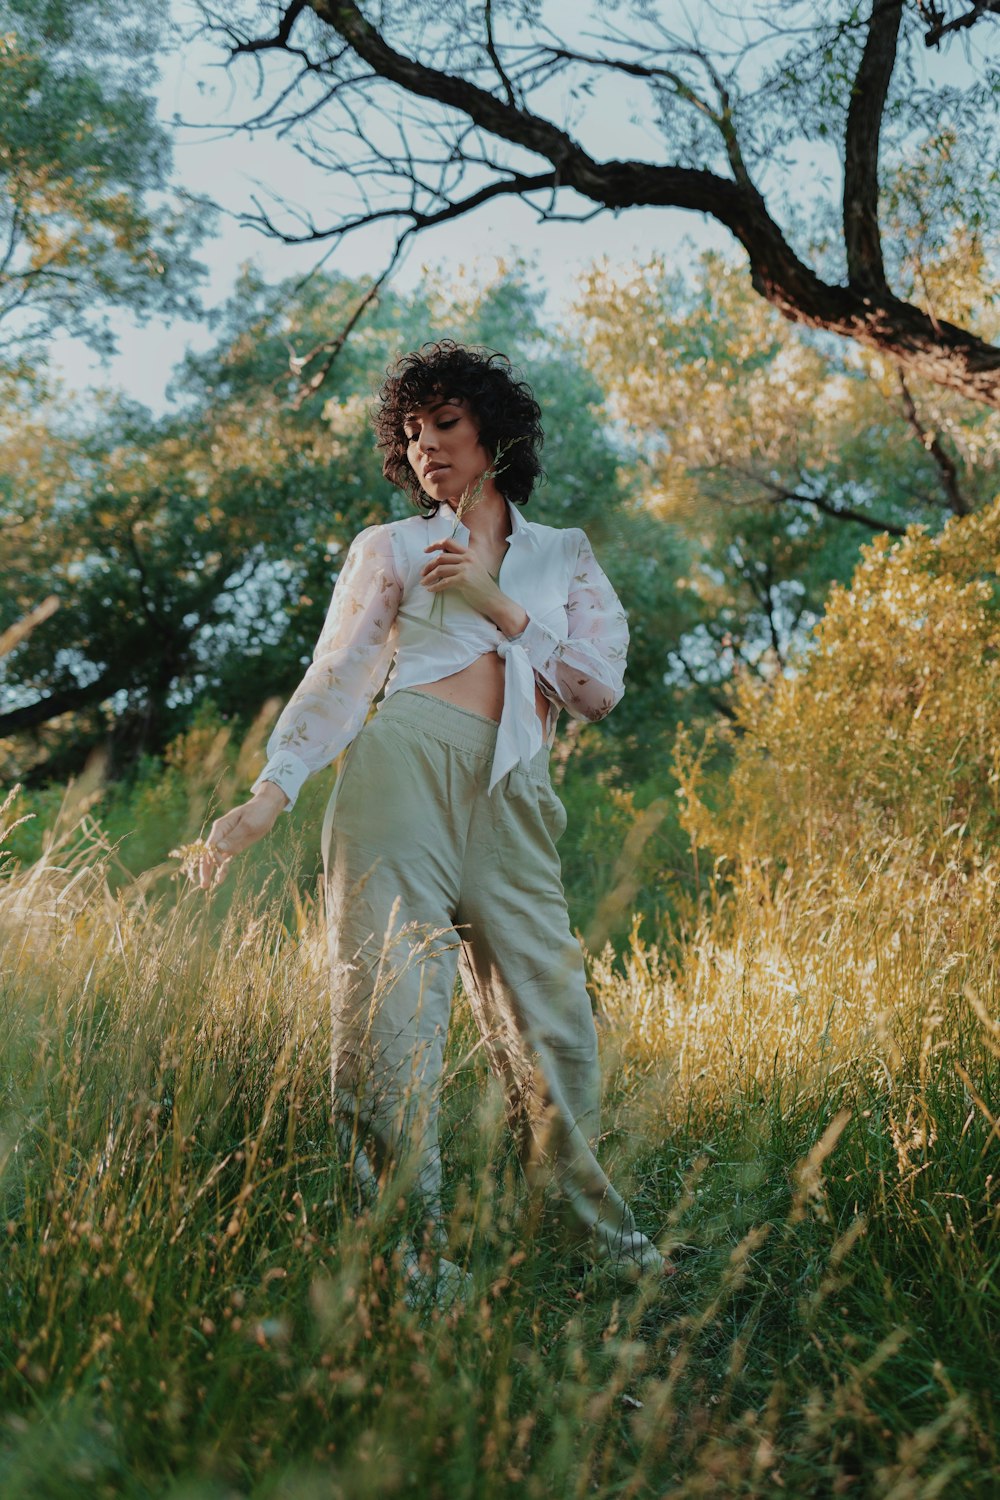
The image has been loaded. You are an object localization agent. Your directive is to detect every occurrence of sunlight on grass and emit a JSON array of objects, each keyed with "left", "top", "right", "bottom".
[
  {"left": 2, "top": 505, "right": 999, "bottom": 1495},
  {"left": 1, "top": 783, "right": 996, "bottom": 1496}
]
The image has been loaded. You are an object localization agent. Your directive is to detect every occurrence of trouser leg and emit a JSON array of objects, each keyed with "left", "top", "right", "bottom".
[
  {"left": 457, "top": 758, "right": 664, "bottom": 1275},
  {"left": 322, "top": 713, "right": 463, "bottom": 1243}
]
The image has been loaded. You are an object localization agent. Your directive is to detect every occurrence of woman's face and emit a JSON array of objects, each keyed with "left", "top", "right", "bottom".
[{"left": 403, "top": 396, "right": 493, "bottom": 507}]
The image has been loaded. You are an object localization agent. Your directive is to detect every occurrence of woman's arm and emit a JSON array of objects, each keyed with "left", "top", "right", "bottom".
[
  {"left": 197, "top": 525, "right": 402, "bottom": 889},
  {"left": 512, "top": 530, "right": 629, "bottom": 722},
  {"left": 251, "top": 524, "right": 403, "bottom": 809}
]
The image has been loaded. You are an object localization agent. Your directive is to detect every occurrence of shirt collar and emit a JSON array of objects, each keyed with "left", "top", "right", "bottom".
[
  {"left": 428, "top": 499, "right": 539, "bottom": 547},
  {"left": 504, "top": 502, "right": 540, "bottom": 548},
  {"left": 427, "top": 503, "right": 460, "bottom": 540}
]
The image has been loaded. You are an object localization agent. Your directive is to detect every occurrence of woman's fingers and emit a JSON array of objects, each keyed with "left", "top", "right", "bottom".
[
  {"left": 422, "top": 558, "right": 466, "bottom": 590},
  {"left": 197, "top": 810, "right": 245, "bottom": 889},
  {"left": 197, "top": 838, "right": 232, "bottom": 890},
  {"left": 422, "top": 538, "right": 469, "bottom": 581},
  {"left": 422, "top": 550, "right": 464, "bottom": 570},
  {"left": 425, "top": 538, "right": 465, "bottom": 556},
  {"left": 194, "top": 798, "right": 281, "bottom": 892}
]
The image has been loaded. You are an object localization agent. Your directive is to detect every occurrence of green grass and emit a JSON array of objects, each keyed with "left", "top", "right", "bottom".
[{"left": 0, "top": 786, "right": 997, "bottom": 1498}]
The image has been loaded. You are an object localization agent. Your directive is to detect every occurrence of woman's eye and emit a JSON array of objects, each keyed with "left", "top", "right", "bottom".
[
  {"left": 405, "top": 432, "right": 418, "bottom": 443},
  {"left": 438, "top": 418, "right": 458, "bottom": 430}
]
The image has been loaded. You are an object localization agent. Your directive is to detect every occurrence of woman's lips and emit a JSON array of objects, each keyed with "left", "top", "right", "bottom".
[{"left": 423, "top": 464, "right": 449, "bottom": 478}]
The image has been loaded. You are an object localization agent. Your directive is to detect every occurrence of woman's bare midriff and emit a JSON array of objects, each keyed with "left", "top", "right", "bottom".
[{"left": 410, "top": 651, "right": 550, "bottom": 735}]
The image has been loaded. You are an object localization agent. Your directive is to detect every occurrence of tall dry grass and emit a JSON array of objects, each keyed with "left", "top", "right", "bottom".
[{"left": 1, "top": 503, "right": 998, "bottom": 1495}]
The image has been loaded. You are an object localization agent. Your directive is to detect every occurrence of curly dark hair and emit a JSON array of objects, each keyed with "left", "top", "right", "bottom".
[{"left": 372, "top": 340, "right": 544, "bottom": 512}]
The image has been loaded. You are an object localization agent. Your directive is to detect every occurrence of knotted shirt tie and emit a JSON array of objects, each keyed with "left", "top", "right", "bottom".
[{"left": 489, "top": 636, "right": 545, "bottom": 793}]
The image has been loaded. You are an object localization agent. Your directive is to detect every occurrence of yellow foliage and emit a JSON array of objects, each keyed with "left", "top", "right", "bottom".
[
  {"left": 688, "top": 496, "right": 1000, "bottom": 868},
  {"left": 584, "top": 500, "right": 1000, "bottom": 1126},
  {"left": 568, "top": 523, "right": 1000, "bottom": 1210},
  {"left": 573, "top": 250, "right": 1000, "bottom": 524},
  {"left": 574, "top": 251, "right": 842, "bottom": 513}
]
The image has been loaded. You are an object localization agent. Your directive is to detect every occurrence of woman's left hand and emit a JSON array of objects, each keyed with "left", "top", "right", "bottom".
[{"left": 421, "top": 537, "right": 500, "bottom": 613}]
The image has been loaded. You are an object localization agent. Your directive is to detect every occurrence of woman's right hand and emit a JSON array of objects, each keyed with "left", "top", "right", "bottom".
[{"left": 196, "top": 782, "right": 289, "bottom": 890}]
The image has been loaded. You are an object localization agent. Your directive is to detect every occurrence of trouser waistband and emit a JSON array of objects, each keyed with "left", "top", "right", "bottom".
[{"left": 378, "top": 688, "right": 509, "bottom": 761}]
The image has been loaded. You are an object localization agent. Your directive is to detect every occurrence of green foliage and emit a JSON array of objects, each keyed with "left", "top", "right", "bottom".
[
  {"left": 574, "top": 247, "right": 1000, "bottom": 694},
  {"left": 0, "top": 0, "right": 210, "bottom": 385},
  {"left": 0, "top": 261, "right": 690, "bottom": 787}
]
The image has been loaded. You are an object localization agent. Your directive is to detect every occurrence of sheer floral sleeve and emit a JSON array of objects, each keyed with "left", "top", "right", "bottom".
[
  {"left": 514, "top": 529, "right": 628, "bottom": 722},
  {"left": 251, "top": 525, "right": 402, "bottom": 810}
]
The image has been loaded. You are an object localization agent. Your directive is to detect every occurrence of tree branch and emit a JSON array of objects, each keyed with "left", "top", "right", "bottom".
[
  {"left": 0, "top": 596, "right": 59, "bottom": 661},
  {"left": 781, "top": 488, "right": 906, "bottom": 537},
  {"left": 539, "top": 42, "right": 756, "bottom": 191},
  {"left": 310, "top": 0, "right": 596, "bottom": 174},
  {"left": 225, "top": 1, "right": 1000, "bottom": 408},
  {"left": 126, "top": 524, "right": 159, "bottom": 623},
  {"left": 843, "top": 0, "right": 903, "bottom": 292},
  {"left": 229, "top": 0, "right": 309, "bottom": 56},
  {"left": 667, "top": 642, "right": 738, "bottom": 718},
  {"left": 288, "top": 239, "right": 404, "bottom": 403},
  {"left": 725, "top": 463, "right": 909, "bottom": 534},
  {"left": 922, "top": 0, "right": 1000, "bottom": 46},
  {"left": 896, "top": 370, "right": 971, "bottom": 515},
  {"left": 484, "top": 0, "right": 517, "bottom": 108},
  {"left": 0, "top": 669, "right": 121, "bottom": 737},
  {"left": 241, "top": 163, "right": 557, "bottom": 246}
]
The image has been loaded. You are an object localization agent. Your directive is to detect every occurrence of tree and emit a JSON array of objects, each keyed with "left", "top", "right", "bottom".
[
  {"left": 574, "top": 245, "right": 1000, "bottom": 687},
  {"left": 0, "top": 262, "right": 691, "bottom": 779},
  {"left": 0, "top": 269, "right": 393, "bottom": 776},
  {"left": 192, "top": 1, "right": 1000, "bottom": 406},
  {"left": 0, "top": 0, "right": 209, "bottom": 387}
]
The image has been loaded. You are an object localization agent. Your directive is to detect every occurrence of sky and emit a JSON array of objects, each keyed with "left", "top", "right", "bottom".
[{"left": 47, "top": 0, "right": 734, "bottom": 414}]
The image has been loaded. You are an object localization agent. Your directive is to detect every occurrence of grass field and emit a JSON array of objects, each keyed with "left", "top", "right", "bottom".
[
  {"left": 0, "top": 778, "right": 996, "bottom": 1499},
  {"left": 3, "top": 506, "right": 999, "bottom": 1497}
]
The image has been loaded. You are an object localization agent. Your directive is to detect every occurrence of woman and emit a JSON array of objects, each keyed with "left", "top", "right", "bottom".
[{"left": 198, "top": 342, "right": 668, "bottom": 1298}]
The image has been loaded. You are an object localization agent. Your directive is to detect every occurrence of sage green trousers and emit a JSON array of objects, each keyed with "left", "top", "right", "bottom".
[{"left": 321, "top": 689, "right": 663, "bottom": 1275}]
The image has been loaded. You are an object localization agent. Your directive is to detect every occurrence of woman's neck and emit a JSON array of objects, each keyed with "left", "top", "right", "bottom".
[{"left": 446, "top": 485, "right": 510, "bottom": 544}]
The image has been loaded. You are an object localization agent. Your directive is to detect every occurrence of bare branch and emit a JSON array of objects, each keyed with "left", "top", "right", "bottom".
[
  {"left": 537, "top": 41, "right": 756, "bottom": 190},
  {"left": 724, "top": 462, "right": 908, "bottom": 535},
  {"left": 240, "top": 164, "right": 557, "bottom": 245},
  {"left": 302, "top": 2, "right": 1000, "bottom": 406},
  {"left": 921, "top": 0, "right": 1000, "bottom": 46},
  {"left": 288, "top": 240, "right": 403, "bottom": 404},
  {"left": 183, "top": 1, "right": 1000, "bottom": 408},
  {"left": 897, "top": 370, "right": 971, "bottom": 515},
  {"left": 309, "top": 0, "right": 627, "bottom": 188},
  {"left": 484, "top": 0, "right": 517, "bottom": 108},
  {"left": 228, "top": 0, "right": 310, "bottom": 58}
]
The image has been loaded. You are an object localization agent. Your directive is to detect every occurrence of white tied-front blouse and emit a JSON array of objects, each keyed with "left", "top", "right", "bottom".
[{"left": 252, "top": 502, "right": 629, "bottom": 808}]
